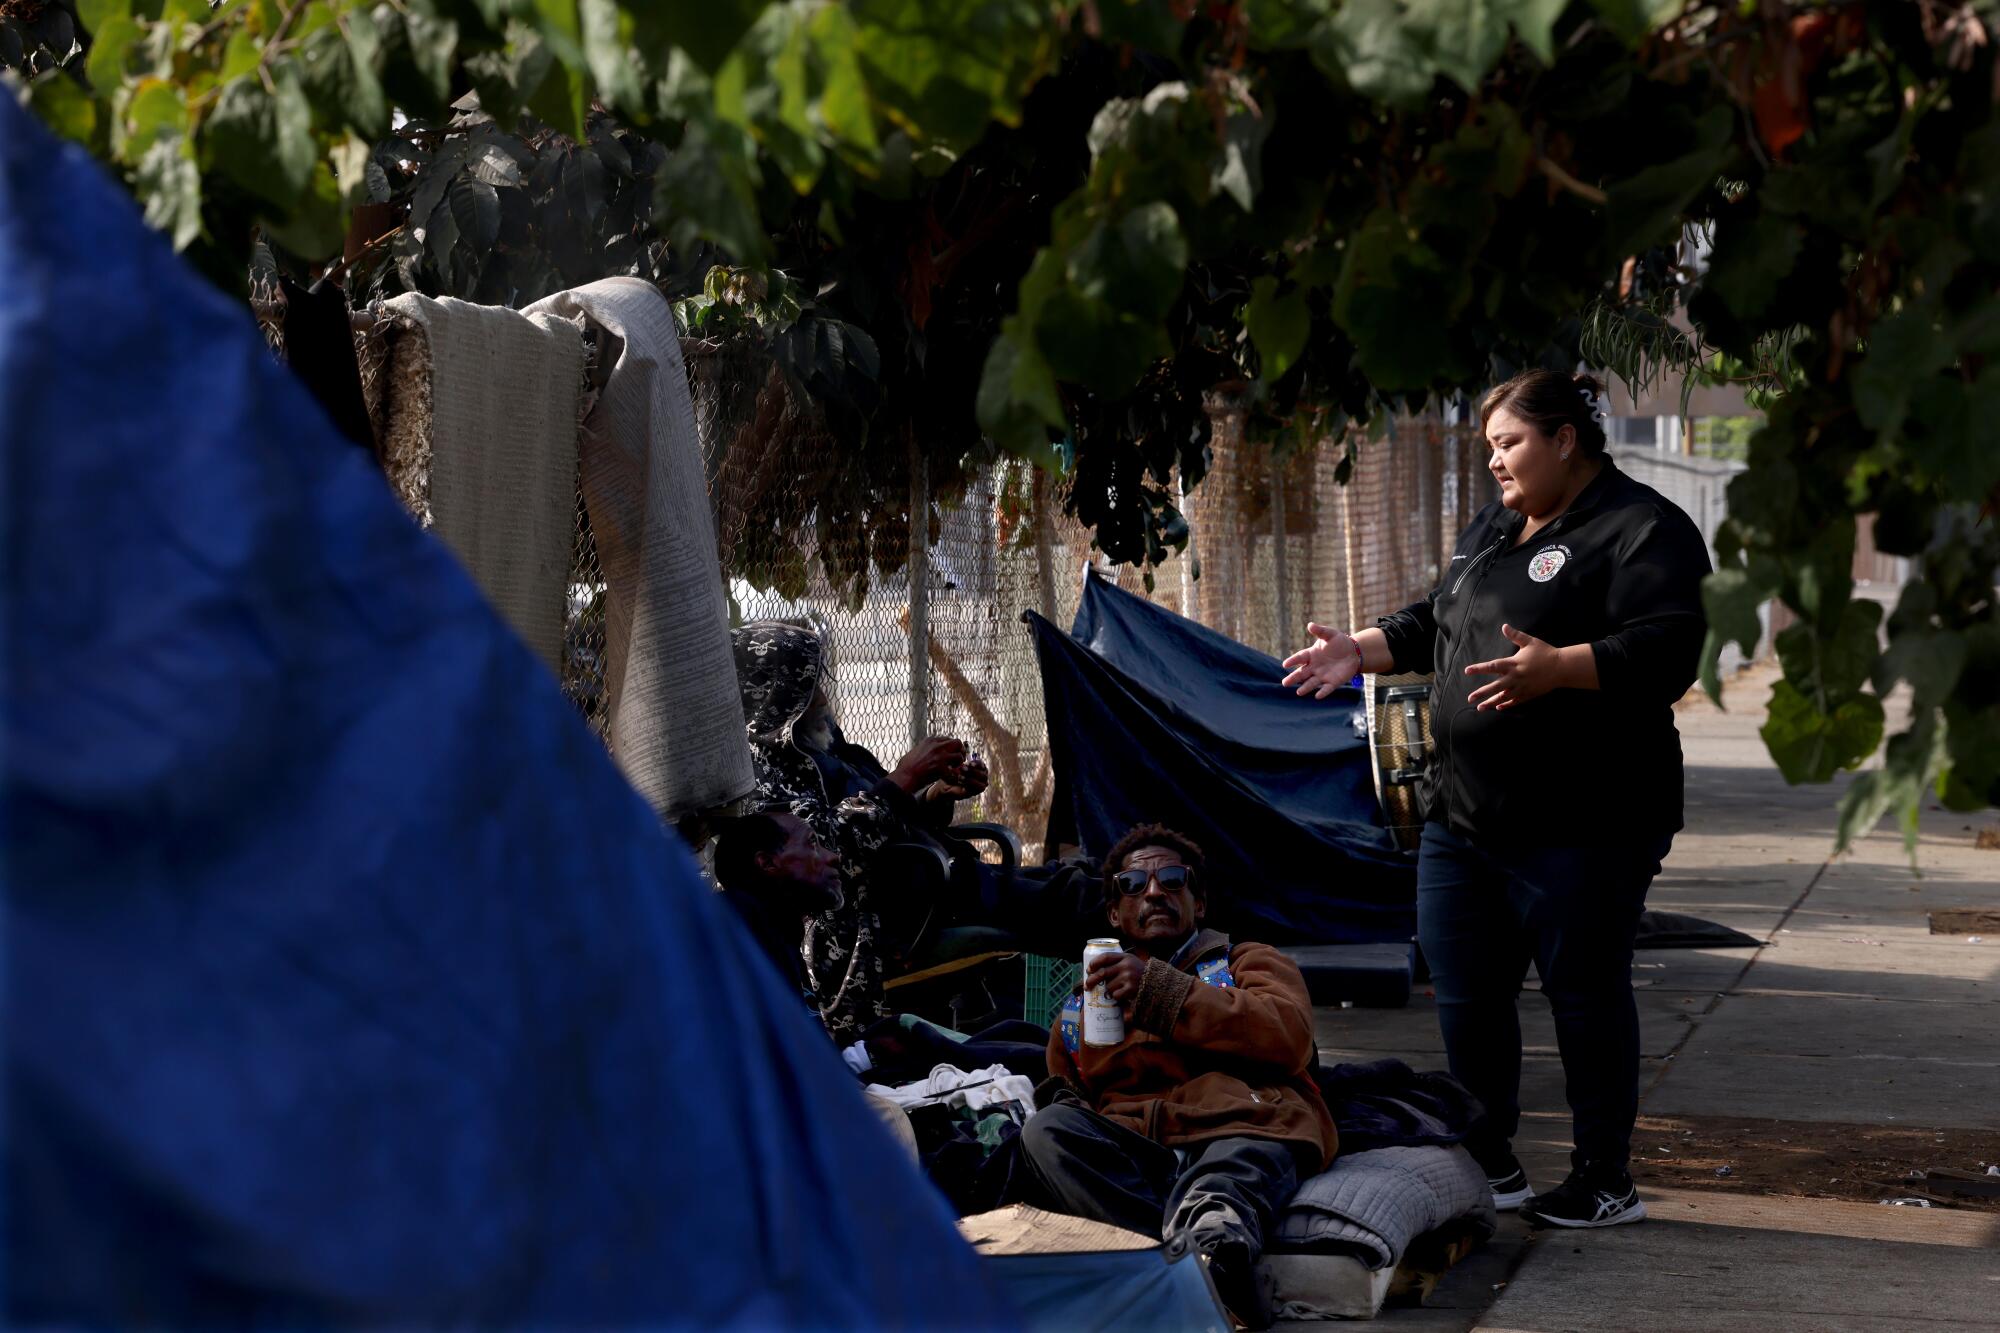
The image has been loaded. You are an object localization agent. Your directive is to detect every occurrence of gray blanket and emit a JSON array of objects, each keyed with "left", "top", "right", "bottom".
[{"left": 1273, "top": 1144, "right": 1496, "bottom": 1270}]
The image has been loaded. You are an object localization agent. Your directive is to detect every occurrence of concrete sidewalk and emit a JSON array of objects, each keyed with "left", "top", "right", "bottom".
[{"left": 1308, "top": 662, "right": 2000, "bottom": 1330}]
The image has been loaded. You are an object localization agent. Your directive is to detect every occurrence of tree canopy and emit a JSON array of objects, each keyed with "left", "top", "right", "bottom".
[{"left": 8, "top": 0, "right": 2000, "bottom": 844}]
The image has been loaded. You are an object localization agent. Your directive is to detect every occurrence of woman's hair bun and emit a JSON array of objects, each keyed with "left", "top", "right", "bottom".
[{"left": 1479, "top": 368, "right": 1609, "bottom": 458}]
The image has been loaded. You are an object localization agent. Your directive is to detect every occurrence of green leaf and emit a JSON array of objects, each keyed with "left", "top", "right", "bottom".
[
  {"left": 404, "top": 10, "right": 459, "bottom": 106},
  {"left": 341, "top": 7, "right": 388, "bottom": 136},
  {"left": 1705, "top": 213, "right": 1803, "bottom": 321},
  {"left": 1761, "top": 678, "right": 1885, "bottom": 785},
  {"left": 1876, "top": 627, "right": 1966, "bottom": 710},
  {"left": 1834, "top": 713, "right": 1943, "bottom": 857},
  {"left": 976, "top": 322, "right": 1066, "bottom": 468},
  {"left": 448, "top": 174, "right": 502, "bottom": 252},
  {"left": 299, "top": 11, "right": 388, "bottom": 139},
  {"left": 1314, "top": 0, "right": 1432, "bottom": 107},
  {"left": 1068, "top": 202, "right": 1187, "bottom": 322},
  {"left": 1498, "top": 0, "right": 1569, "bottom": 64},
  {"left": 851, "top": 0, "right": 1057, "bottom": 147},
  {"left": 1586, "top": 0, "right": 1682, "bottom": 44},
  {"left": 122, "top": 78, "right": 187, "bottom": 158},
  {"left": 1212, "top": 103, "right": 1271, "bottom": 211},
  {"left": 654, "top": 118, "right": 767, "bottom": 263},
  {"left": 1698, "top": 565, "right": 1770, "bottom": 701},
  {"left": 470, "top": 137, "right": 527, "bottom": 188},
  {"left": 329, "top": 132, "right": 371, "bottom": 211},
  {"left": 1941, "top": 698, "right": 2000, "bottom": 809},
  {"left": 85, "top": 14, "right": 141, "bottom": 98},
  {"left": 1604, "top": 105, "right": 1734, "bottom": 257},
  {"left": 1315, "top": 0, "right": 1566, "bottom": 104},
  {"left": 809, "top": 5, "right": 881, "bottom": 158},
  {"left": 1901, "top": 369, "right": 2000, "bottom": 499},
  {"left": 1247, "top": 0, "right": 1334, "bottom": 49},
  {"left": 1853, "top": 301, "right": 1950, "bottom": 437},
  {"left": 27, "top": 72, "right": 99, "bottom": 146},
  {"left": 1245, "top": 276, "right": 1310, "bottom": 382},
  {"left": 263, "top": 158, "right": 347, "bottom": 258},
  {"left": 578, "top": 0, "right": 643, "bottom": 111},
  {"left": 526, "top": 52, "right": 588, "bottom": 142},
  {"left": 220, "top": 29, "right": 261, "bottom": 83},
  {"left": 1420, "top": 0, "right": 1561, "bottom": 91},
  {"left": 531, "top": 0, "right": 584, "bottom": 66},
  {"left": 633, "top": 0, "right": 770, "bottom": 73},
  {"left": 1333, "top": 209, "right": 1459, "bottom": 390},
  {"left": 74, "top": 0, "right": 127, "bottom": 36},
  {"left": 204, "top": 67, "right": 315, "bottom": 210},
  {"left": 1773, "top": 597, "right": 1882, "bottom": 702},
  {"left": 133, "top": 132, "right": 202, "bottom": 249},
  {"left": 1035, "top": 290, "right": 1170, "bottom": 390}
]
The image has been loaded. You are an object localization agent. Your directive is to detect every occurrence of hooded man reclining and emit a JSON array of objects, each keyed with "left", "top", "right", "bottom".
[
  {"left": 731, "top": 620, "right": 1093, "bottom": 1043},
  {"left": 1022, "top": 823, "right": 1337, "bottom": 1329}
]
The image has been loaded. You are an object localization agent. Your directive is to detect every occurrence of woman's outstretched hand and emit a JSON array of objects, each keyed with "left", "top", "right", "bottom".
[
  {"left": 1463, "top": 623, "right": 1578, "bottom": 710},
  {"left": 1281, "top": 622, "right": 1362, "bottom": 699}
]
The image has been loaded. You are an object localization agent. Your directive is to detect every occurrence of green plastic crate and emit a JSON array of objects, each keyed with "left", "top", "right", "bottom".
[{"left": 1022, "top": 953, "right": 1081, "bottom": 1028}]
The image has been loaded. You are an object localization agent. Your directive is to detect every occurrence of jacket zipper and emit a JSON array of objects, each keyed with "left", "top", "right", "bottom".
[{"left": 1449, "top": 535, "right": 1506, "bottom": 597}]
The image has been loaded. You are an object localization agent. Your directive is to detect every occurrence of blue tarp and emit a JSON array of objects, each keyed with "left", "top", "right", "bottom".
[
  {"left": 0, "top": 97, "right": 1008, "bottom": 1329},
  {"left": 1033, "top": 572, "right": 1415, "bottom": 945}
]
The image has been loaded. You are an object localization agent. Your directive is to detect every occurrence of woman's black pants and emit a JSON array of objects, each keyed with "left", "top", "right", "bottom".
[{"left": 1416, "top": 822, "right": 1673, "bottom": 1175}]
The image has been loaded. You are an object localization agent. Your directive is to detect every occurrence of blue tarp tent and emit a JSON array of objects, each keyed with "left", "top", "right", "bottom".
[
  {"left": 0, "top": 97, "right": 1009, "bottom": 1329},
  {"left": 1033, "top": 572, "right": 1416, "bottom": 945}
]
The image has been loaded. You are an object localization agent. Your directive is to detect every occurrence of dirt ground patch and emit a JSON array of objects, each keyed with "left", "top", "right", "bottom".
[{"left": 1629, "top": 1113, "right": 2000, "bottom": 1211}]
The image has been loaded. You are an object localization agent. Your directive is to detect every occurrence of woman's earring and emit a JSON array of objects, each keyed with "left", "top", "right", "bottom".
[{"left": 1561, "top": 449, "right": 1571, "bottom": 460}]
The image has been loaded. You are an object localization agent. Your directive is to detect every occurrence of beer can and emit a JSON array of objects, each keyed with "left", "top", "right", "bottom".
[{"left": 1082, "top": 937, "right": 1126, "bottom": 1047}]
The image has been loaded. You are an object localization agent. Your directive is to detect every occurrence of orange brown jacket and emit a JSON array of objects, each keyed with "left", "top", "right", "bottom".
[{"left": 1046, "top": 929, "right": 1337, "bottom": 1171}]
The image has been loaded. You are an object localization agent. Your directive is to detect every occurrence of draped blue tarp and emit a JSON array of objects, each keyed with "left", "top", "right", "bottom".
[
  {"left": 1033, "top": 572, "right": 1415, "bottom": 945},
  {"left": 0, "top": 97, "right": 1008, "bottom": 1329}
]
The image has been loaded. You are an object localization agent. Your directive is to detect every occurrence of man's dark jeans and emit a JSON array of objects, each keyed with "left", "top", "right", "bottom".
[
  {"left": 1017, "top": 1103, "right": 1315, "bottom": 1254},
  {"left": 1416, "top": 822, "right": 1673, "bottom": 1174}
]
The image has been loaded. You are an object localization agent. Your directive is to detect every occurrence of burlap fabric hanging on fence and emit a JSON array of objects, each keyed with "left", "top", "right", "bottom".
[
  {"left": 526, "top": 278, "right": 754, "bottom": 820},
  {"left": 372, "top": 293, "right": 583, "bottom": 673}
]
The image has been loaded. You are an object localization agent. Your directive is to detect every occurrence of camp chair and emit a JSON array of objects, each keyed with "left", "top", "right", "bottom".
[{"left": 879, "top": 822, "right": 1034, "bottom": 1029}]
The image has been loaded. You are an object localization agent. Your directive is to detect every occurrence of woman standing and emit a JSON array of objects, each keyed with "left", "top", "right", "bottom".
[{"left": 1282, "top": 370, "right": 1710, "bottom": 1228}]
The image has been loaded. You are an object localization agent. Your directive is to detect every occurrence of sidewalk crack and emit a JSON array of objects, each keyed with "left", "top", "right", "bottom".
[{"left": 1642, "top": 857, "right": 1833, "bottom": 1102}]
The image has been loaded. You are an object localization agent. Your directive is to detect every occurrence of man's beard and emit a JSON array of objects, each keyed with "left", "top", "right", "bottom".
[{"left": 793, "top": 705, "right": 834, "bottom": 753}]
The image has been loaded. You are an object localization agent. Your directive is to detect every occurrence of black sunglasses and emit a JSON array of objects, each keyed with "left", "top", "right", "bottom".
[{"left": 1112, "top": 865, "right": 1193, "bottom": 897}]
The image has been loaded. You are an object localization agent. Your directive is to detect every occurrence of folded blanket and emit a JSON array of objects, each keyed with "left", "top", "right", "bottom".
[
  {"left": 1273, "top": 1144, "right": 1496, "bottom": 1271},
  {"left": 377, "top": 294, "right": 583, "bottom": 671},
  {"left": 524, "top": 279, "right": 754, "bottom": 819}
]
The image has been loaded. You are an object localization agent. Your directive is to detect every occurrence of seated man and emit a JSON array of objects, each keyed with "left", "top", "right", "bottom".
[
  {"left": 732, "top": 620, "right": 1093, "bottom": 1043},
  {"left": 1021, "top": 824, "right": 1336, "bottom": 1329}
]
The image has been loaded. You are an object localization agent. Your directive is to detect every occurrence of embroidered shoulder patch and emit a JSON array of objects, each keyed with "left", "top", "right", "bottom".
[
  {"left": 1196, "top": 957, "right": 1235, "bottom": 989},
  {"left": 1059, "top": 993, "right": 1082, "bottom": 1053}
]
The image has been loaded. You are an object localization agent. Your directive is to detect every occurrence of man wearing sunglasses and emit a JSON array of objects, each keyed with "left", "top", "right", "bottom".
[{"left": 1020, "top": 824, "right": 1336, "bottom": 1329}]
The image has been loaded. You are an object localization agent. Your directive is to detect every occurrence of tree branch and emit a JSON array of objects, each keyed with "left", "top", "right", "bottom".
[{"left": 1536, "top": 155, "right": 1609, "bottom": 205}]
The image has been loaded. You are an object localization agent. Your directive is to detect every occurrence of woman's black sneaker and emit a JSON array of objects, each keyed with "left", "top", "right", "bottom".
[
  {"left": 1521, "top": 1167, "right": 1646, "bottom": 1228},
  {"left": 1483, "top": 1155, "right": 1533, "bottom": 1212}
]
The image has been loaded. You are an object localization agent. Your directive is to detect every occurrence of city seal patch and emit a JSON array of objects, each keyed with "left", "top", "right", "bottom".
[{"left": 1528, "top": 545, "right": 1570, "bottom": 583}]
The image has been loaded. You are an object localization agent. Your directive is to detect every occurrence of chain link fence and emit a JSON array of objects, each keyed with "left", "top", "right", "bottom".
[
  {"left": 1605, "top": 445, "right": 1760, "bottom": 673},
  {"left": 531, "top": 343, "right": 1768, "bottom": 857},
  {"left": 633, "top": 352, "right": 1502, "bottom": 855}
]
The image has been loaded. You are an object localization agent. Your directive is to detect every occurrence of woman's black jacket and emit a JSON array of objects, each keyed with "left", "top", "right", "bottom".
[{"left": 1375, "top": 458, "right": 1712, "bottom": 847}]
